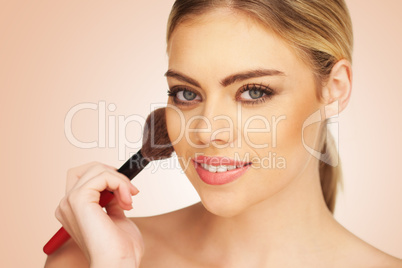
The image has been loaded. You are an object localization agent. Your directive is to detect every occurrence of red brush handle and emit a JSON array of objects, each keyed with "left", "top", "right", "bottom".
[{"left": 43, "top": 190, "right": 115, "bottom": 255}]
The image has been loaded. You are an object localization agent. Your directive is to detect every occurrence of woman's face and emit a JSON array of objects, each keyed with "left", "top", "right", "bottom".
[{"left": 165, "top": 9, "right": 324, "bottom": 217}]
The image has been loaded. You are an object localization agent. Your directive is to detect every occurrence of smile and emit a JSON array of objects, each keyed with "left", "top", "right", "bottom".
[
  {"left": 193, "top": 156, "right": 252, "bottom": 185},
  {"left": 199, "top": 163, "right": 250, "bottom": 173}
]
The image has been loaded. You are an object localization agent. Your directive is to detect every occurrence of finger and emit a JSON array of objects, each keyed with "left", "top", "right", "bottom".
[
  {"left": 104, "top": 197, "right": 126, "bottom": 219},
  {"left": 108, "top": 183, "right": 139, "bottom": 212},
  {"left": 66, "top": 162, "right": 113, "bottom": 194},
  {"left": 103, "top": 163, "right": 118, "bottom": 171},
  {"left": 70, "top": 164, "right": 121, "bottom": 192},
  {"left": 129, "top": 183, "right": 140, "bottom": 195},
  {"left": 113, "top": 185, "right": 133, "bottom": 211},
  {"left": 73, "top": 170, "right": 135, "bottom": 209}
]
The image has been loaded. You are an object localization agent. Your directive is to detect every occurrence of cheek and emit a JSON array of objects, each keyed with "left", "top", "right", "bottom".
[
  {"left": 242, "top": 98, "right": 321, "bottom": 172},
  {"left": 238, "top": 109, "right": 316, "bottom": 202},
  {"left": 275, "top": 107, "right": 321, "bottom": 163},
  {"left": 166, "top": 106, "right": 200, "bottom": 165},
  {"left": 166, "top": 107, "right": 191, "bottom": 173},
  {"left": 241, "top": 111, "right": 287, "bottom": 152},
  {"left": 166, "top": 105, "right": 185, "bottom": 148}
]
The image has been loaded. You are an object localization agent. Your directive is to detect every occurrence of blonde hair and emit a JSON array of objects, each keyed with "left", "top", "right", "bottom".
[{"left": 167, "top": 0, "right": 353, "bottom": 213}]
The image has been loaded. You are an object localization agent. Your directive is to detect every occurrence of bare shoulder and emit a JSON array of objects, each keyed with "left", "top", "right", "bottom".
[
  {"left": 130, "top": 202, "right": 203, "bottom": 268},
  {"left": 358, "top": 244, "right": 402, "bottom": 267},
  {"left": 335, "top": 228, "right": 402, "bottom": 268},
  {"left": 353, "top": 245, "right": 402, "bottom": 267},
  {"left": 131, "top": 201, "right": 202, "bottom": 239},
  {"left": 44, "top": 239, "right": 88, "bottom": 268}
]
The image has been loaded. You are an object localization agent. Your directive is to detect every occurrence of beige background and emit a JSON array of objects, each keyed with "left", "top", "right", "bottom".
[{"left": 0, "top": 0, "right": 401, "bottom": 266}]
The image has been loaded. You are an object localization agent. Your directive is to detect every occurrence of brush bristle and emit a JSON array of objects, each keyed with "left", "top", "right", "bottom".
[{"left": 142, "top": 107, "right": 174, "bottom": 161}]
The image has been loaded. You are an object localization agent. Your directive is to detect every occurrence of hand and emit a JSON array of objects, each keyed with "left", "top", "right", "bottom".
[{"left": 55, "top": 162, "right": 144, "bottom": 267}]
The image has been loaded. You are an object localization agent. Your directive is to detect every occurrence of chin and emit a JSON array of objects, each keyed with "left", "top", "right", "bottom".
[
  {"left": 198, "top": 191, "right": 252, "bottom": 218},
  {"left": 202, "top": 201, "right": 242, "bottom": 218},
  {"left": 188, "top": 166, "right": 291, "bottom": 219}
]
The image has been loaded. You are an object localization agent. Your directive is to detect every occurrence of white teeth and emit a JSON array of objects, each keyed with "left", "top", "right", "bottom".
[
  {"left": 208, "top": 165, "right": 217, "bottom": 173},
  {"left": 216, "top": 166, "right": 227, "bottom": 172},
  {"left": 200, "top": 163, "right": 243, "bottom": 173},
  {"left": 227, "top": 165, "right": 236, "bottom": 171}
]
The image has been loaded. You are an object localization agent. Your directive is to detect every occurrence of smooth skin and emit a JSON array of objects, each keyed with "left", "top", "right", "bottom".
[{"left": 45, "top": 9, "right": 402, "bottom": 268}]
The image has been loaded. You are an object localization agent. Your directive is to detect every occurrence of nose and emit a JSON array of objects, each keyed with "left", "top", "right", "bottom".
[{"left": 188, "top": 101, "right": 238, "bottom": 148}]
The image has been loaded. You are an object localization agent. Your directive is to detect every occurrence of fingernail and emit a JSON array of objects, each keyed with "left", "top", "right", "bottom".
[{"left": 131, "top": 184, "right": 140, "bottom": 195}]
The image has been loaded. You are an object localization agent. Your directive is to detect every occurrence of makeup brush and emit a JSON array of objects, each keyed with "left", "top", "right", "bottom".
[{"left": 43, "top": 107, "right": 173, "bottom": 255}]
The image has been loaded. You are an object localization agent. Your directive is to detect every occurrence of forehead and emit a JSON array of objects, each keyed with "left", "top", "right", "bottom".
[{"left": 167, "top": 9, "right": 305, "bottom": 78}]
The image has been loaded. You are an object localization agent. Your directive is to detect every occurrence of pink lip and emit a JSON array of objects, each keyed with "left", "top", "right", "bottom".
[{"left": 193, "top": 156, "right": 251, "bottom": 186}]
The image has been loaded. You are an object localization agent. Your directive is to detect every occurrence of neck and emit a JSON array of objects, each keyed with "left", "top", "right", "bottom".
[{"left": 187, "top": 159, "right": 340, "bottom": 266}]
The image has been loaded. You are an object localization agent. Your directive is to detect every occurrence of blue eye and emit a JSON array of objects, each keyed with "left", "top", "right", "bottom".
[
  {"left": 167, "top": 88, "right": 201, "bottom": 105},
  {"left": 178, "top": 90, "right": 198, "bottom": 101},
  {"left": 238, "top": 84, "right": 273, "bottom": 104},
  {"left": 241, "top": 88, "right": 265, "bottom": 99},
  {"left": 167, "top": 83, "right": 274, "bottom": 107}
]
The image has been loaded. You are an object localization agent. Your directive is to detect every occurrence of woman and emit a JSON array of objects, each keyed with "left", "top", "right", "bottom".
[{"left": 45, "top": 0, "right": 402, "bottom": 267}]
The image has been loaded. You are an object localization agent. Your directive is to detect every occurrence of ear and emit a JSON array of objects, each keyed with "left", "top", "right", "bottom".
[{"left": 321, "top": 59, "right": 353, "bottom": 118}]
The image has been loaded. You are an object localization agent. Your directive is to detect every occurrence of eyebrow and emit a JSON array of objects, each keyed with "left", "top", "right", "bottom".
[{"left": 164, "top": 68, "right": 285, "bottom": 88}]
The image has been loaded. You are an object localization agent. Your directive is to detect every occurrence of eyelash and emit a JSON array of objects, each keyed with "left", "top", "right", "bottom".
[
  {"left": 167, "top": 83, "right": 275, "bottom": 106},
  {"left": 167, "top": 87, "right": 201, "bottom": 106},
  {"left": 236, "top": 83, "right": 274, "bottom": 105}
]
